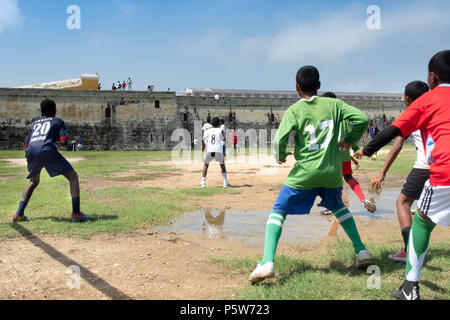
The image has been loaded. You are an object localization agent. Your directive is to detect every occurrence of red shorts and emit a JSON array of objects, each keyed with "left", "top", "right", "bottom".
[{"left": 342, "top": 161, "right": 352, "bottom": 175}]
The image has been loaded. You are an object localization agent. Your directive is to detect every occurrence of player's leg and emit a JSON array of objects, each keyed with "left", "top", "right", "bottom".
[
  {"left": 320, "top": 187, "right": 372, "bottom": 267},
  {"left": 199, "top": 154, "right": 210, "bottom": 187},
  {"left": 249, "top": 186, "right": 316, "bottom": 284},
  {"left": 343, "top": 162, "right": 375, "bottom": 213},
  {"left": 62, "top": 170, "right": 93, "bottom": 222},
  {"left": 392, "top": 180, "right": 450, "bottom": 300},
  {"left": 389, "top": 194, "right": 414, "bottom": 261},
  {"left": 390, "top": 169, "right": 430, "bottom": 262},
  {"left": 218, "top": 154, "right": 230, "bottom": 188},
  {"left": 13, "top": 175, "right": 40, "bottom": 222}
]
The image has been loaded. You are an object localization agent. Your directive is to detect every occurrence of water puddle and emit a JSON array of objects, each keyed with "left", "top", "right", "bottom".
[{"left": 155, "top": 187, "right": 406, "bottom": 245}]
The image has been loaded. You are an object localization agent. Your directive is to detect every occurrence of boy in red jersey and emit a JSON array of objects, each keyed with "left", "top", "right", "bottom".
[{"left": 355, "top": 50, "right": 450, "bottom": 300}]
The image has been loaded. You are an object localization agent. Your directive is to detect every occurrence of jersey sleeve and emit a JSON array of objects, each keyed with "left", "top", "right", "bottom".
[
  {"left": 58, "top": 120, "right": 69, "bottom": 142},
  {"left": 391, "top": 98, "right": 428, "bottom": 138},
  {"left": 273, "top": 107, "right": 297, "bottom": 162},
  {"left": 25, "top": 126, "right": 32, "bottom": 148},
  {"left": 338, "top": 100, "right": 369, "bottom": 144}
]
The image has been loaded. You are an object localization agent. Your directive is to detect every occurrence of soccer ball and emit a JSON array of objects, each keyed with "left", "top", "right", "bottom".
[{"left": 214, "top": 94, "right": 220, "bottom": 101}]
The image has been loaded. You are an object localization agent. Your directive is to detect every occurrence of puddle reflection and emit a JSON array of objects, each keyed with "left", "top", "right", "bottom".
[{"left": 155, "top": 188, "right": 401, "bottom": 245}]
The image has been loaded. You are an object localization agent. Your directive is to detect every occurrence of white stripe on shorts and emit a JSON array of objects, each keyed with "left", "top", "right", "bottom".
[{"left": 418, "top": 180, "right": 450, "bottom": 226}]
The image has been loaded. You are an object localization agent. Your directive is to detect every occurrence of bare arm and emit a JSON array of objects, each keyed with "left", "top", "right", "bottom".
[{"left": 372, "top": 135, "right": 405, "bottom": 190}]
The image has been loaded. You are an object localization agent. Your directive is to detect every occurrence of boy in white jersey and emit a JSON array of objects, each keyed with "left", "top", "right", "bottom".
[
  {"left": 357, "top": 81, "right": 430, "bottom": 262},
  {"left": 199, "top": 117, "right": 231, "bottom": 188}
]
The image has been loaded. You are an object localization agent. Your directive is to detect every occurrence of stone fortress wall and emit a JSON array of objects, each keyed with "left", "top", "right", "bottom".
[{"left": 0, "top": 87, "right": 404, "bottom": 151}]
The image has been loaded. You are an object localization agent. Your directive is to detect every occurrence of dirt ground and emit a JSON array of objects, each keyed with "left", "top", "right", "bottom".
[{"left": 1, "top": 152, "right": 448, "bottom": 300}]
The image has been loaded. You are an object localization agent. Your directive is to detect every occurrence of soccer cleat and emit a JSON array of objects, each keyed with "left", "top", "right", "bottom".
[
  {"left": 249, "top": 262, "right": 275, "bottom": 285},
  {"left": 223, "top": 182, "right": 231, "bottom": 189},
  {"left": 392, "top": 281, "right": 420, "bottom": 300},
  {"left": 362, "top": 199, "right": 376, "bottom": 213},
  {"left": 355, "top": 249, "right": 372, "bottom": 268},
  {"left": 355, "top": 163, "right": 361, "bottom": 170},
  {"left": 71, "top": 212, "right": 94, "bottom": 223},
  {"left": 320, "top": 209, "right": 332, "bottom": 215},
  {"left": 199, "top": 182, "right": 206, "bottom": 188},
  {"left": 12, "top": 214, "right": 29, "bottom": 223},
  {"left": 388, "top": 250, "right": 407, "bottom": 262}
]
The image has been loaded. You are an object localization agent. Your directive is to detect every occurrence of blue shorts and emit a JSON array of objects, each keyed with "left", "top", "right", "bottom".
[
  {"left": 26, "top": 149, "right": 74, "bottom": 179},
  {"left": 272, "top": 184, "right": 345, "bottom": 215}
]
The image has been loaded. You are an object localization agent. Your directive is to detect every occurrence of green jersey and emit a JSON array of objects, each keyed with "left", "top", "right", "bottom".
[
  {"left": 338, "top": 121, "right": 360, "bottom": 162},
  {"left": 273, "top": 96, "right": 368, "bottom": 190}
]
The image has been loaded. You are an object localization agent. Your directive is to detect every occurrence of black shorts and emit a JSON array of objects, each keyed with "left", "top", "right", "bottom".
[{"left": 400, "top": 168, "right": 430, "bottom": 200}]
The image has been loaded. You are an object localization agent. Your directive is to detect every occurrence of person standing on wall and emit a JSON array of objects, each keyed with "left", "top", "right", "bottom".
[{"left": 128, "top": 77, "right": 133, "bottom": 91}]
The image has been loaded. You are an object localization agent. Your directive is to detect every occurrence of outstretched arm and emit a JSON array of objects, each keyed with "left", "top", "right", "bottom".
[{"left": 372, "top": 135, "right": 405, "bottom": 190}]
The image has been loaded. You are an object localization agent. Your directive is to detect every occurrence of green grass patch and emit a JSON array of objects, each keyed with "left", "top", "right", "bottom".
[{"left": 214, "top": 240, "right": 450, "bottom": 300}]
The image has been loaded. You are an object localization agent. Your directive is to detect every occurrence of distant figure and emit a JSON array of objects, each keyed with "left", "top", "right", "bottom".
[
  {"left": 117, "top": 81, "right": 122, "bottom": 91},
  {"left": 220, "top": 119, "right": 226, "bottom": 156},
  {"left": 98, "top": 83, "right": 102, "bottom": 90},
  {"left": 127, "top": 77, "right": 133, "bottom": 91},
  {"left": 112, "top": 83, "right": 117, "bottom": 91},
  {"left": 76, "top": 137, "right": 83, "bottom": 152},
  {"left": 363, "top": 120, "right": 380, "bottom": 160},
  {"left": 122, "top": 81, "right": 126, "bottom": 90},
  {"left": 230, "top": 130, "right": 239, "bottom": 155},
  {"left": 147, "top": 84, "right": 153, "bottom": 91}
]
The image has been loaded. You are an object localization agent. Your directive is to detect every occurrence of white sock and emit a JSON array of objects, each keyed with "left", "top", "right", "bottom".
[
  {"left": 222, "top": 172, "right": 228, "bottom": 183},
  {"left": 201, "top": 177, "right": 206, "bottom": 183}
]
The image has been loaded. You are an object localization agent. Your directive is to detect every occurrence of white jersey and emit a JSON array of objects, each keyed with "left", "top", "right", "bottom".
[
  {"left": 411, "top": 130, "right": 429, "bottom": 169},
  {"left": 220, "top": 124, "right": 226, "bottom": 145},
  {"left": 204, "top": 127, "right": 224, "bottom": 153},
  {"left": 202, "top": 123, "right": 213, "bottom": 133}
]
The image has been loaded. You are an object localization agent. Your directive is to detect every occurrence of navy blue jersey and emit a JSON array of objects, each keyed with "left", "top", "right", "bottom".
[
  {"left": 367, "top": 126, "right": 380, "bottom": 140},
  {"left": 26, "top": 117, "right": 68, "bottom": 152}
]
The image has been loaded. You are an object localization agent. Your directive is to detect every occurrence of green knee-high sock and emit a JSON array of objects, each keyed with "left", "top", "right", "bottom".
[
  {"left": 405, "top": 213, "right": 436, "bottom": 282},
  {"left": 333, "top": 207, "right": 366, "bottom": 254},
  {"left": 261, "top": 210, "right": 286, "bottom": 265}
]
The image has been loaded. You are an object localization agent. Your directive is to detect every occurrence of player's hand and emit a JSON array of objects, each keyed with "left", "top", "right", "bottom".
[
  {"left": 338, "top": 140, "right": 352, "bottom": 151},
  {"left": 278, "top": 152, "right": 293, "bottom": 164},
  {"left": 353, "top": 149, "right": 364, "bottom": 159},
  {"left": 371, "top": 173, "right": 385, "bottom": 191}
]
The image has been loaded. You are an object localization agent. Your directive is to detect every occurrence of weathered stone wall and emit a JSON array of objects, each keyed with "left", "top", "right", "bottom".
[{"left": 0, "top": 88, "right": 404, "bottom": 151}]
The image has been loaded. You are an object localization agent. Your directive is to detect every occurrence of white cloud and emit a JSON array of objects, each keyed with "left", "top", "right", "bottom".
[
  {"left": 180, "top": 1, "right": 450, "bottom": 64},
  {"left": 240, "top": 1, "right": 450, "bottom": 62},
  {"left": 0, "top": 0, "right": 23, "bottom": 34}
]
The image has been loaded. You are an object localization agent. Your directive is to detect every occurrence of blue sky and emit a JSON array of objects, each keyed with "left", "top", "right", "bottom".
[{"left": 1, "top": 0, "right": 449, "bottom": 93}]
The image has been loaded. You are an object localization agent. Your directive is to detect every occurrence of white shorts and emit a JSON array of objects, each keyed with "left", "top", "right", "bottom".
[
  {"left": 205, "top": 152, "right": 224, "bottom": 165},
  {"left": 418, "top": 180, "right": 450, "bottom": 226}
]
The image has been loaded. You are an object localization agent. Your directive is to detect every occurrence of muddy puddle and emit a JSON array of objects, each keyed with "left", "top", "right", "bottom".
[{"left": 155, "top": 187, "right": 406, "bottom": 245}]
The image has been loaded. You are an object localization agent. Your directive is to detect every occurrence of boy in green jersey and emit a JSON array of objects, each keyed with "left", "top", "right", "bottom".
[
  {"left": 249, "top": 66, "right": 372, "bottom": 285},
  {"left": 320, "top": 92, "right": 376, "bottom": 215}
]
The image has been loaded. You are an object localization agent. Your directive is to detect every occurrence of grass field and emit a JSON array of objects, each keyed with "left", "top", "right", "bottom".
[
  {"left": 0, "top": 150, "right": 237, "bottom": 238},
  {"left": 1, "top": 146, "right": 448, "bottom": 300}
]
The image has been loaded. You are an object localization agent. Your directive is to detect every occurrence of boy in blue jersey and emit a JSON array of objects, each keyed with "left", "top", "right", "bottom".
[{"left": 12, "top": 99, "right": 93, "bottom": 223}]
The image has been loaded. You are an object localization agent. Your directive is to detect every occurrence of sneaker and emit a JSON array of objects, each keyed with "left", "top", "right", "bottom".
[
  {"left": 248, "top": 262, "right": 275, "bottom": 285},
  {"left": 362, "top": 199, "right": 376, "bottom": 213},
  {"left": 223, "top": 182, "right": 231, "bottom": 189},
  {"left": 355, "top": 249, "right": 372, "bottom": 268},
  {"left": 388, "top": 250, "right": 407, "bottom": 262},
  {"left": 392, "top": 281, "right": 420, "bottom": 300},
  {"left": 71, "top": 212, "right": 94, "bottom": 223},
  {"left": 12, "top": 214, "right": 29, "bottom": 223},
  {"left": 355, "top": 163, "right": 361, "bottom": 170},
  {"left": 199, "top": 182, "right": 206, "bottom": 188},
  {"left": 320, "top": 209, "right": 332, "bottom": 215}
]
